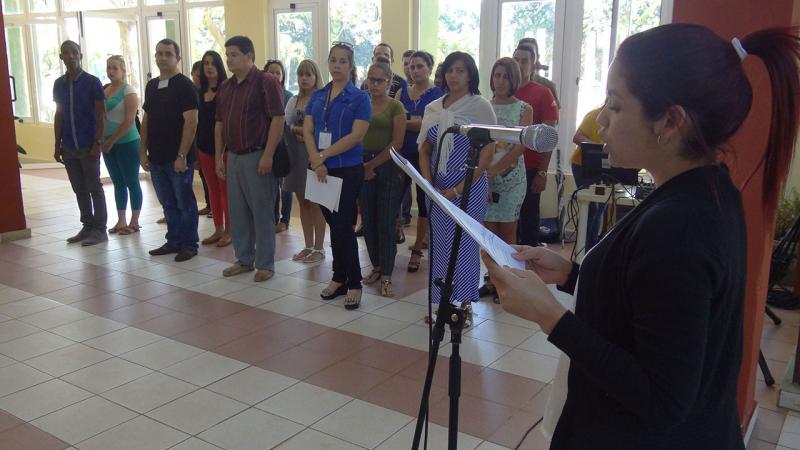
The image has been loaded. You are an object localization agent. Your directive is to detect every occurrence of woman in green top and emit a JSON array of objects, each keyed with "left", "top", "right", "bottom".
[
  {"left": 360, "top": 62, "right": 407, "bottom": 297},
  {"left": 101, "top": 55, "right": 142, "bottom": 235}
]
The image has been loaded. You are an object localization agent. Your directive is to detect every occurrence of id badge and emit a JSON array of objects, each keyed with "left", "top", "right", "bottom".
[
  {"left": 318, "top": 132, "right": 332, "bottom": 149},
  {"left": 410, "top": 115, "right": 422, "bottom": 121},
  {"left": 157, "top": 79, "right": 169, "bottom": 89}
]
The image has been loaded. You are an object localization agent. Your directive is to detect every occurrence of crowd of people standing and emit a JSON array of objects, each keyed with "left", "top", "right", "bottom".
[{"left": 52, "top": 34, "right": 560, "bottom": 316}]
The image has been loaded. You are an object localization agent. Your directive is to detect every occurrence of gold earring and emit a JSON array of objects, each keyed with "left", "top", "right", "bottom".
[{"left": 657, "top": 135, "right": 663, "bottom": 145}]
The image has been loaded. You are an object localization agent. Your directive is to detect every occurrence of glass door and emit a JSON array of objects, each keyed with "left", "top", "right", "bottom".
[
  {"left": 497, "top": 0, "right": 557, "bottom": 78},
  {"left": 272, "top": 4, "right": 320, "bottom": 93},
  {"left": 144, "top": 12, "right": 181, "bottom": 80},
  {"left": 82, "top": 13, "right": 143, "bottom": 94}
]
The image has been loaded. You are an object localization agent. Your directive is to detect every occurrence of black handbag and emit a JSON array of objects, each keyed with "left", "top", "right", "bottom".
[{"left": 271, "top": 122, "right": 292, "bottom": 177}]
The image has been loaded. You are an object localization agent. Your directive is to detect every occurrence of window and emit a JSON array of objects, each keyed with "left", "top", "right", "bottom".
[
  {"left": 499, "top": 1, "right": 556, "bottom": 75},
  {"left": 1, "top": 0, "right": 24, "bottom": 14},
  {"left": 62, "top": 0, "right": 137, "bottom": 11},
  {"left": 5, "top": 26, "right": 32, "bottom": 118},
  {"left": 83, "top": 16, "right": 143, "bottom": 93},
  {"left": 419, "top": 0, "right": 481, "bottom": 69},
  {"left": 275, "top": 9, "right": 314, "bottom": 94},
  {"left": 576, "top": 0, "right": 662, "bottom": 128},
  {"left": 28, "top": 0, "right": 56, "bottom": 13},
  {"left": 329, "top": 0, "right": 381, "bottom": 82},
  {"left": 187, "top": 6, "right": 226, "bottom": 66},
  {"left": 31, "top": 23, "right": 60, "bottom": 123}
]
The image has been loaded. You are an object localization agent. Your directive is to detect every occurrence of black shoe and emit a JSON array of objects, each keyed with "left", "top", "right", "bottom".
[
  {"left": 355, "top": 226, "right": 364, "bottom": 237},
  {"left": 66, "top": 227, "right": 92, "bottom": 244},
  {"left": 149, "top": 244, "right": 179, "bottom": 256},
  {"left": 320, "top": 284, "right": 348, "bottom": 301},
  {"left": 478, "top": 283, "right": 496, "bottom": 297},
  {"left": 174, "top": 248, "right": 198, "bottom": 262}
]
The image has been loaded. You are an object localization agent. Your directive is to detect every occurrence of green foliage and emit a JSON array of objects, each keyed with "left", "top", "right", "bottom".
[
  {"left": 329, "top": 0, "right": 382, "bottom": 80},
  {"left": 777, "top": 188, "right": 800, "bottom": 238}
]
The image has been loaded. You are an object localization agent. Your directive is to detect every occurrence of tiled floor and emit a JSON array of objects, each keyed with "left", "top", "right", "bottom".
[{"left": 0, "top": 169, "right": 795, "bottom": 449}]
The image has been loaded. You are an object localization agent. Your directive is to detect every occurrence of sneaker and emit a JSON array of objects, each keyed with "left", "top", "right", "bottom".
[
  {"left": 81, "top": 230, "right": 108, "bottom": 247},
  {"left": 174, "top": 248, "right": 197, "bottom": 262},
  {"left": 66, "top": 227, "right": 92, "bottom": 244},
  {"left": 254, "top": 269, "right": 274, "bottom": 282},
  {"left": 275, "top": 222, "right": 288, "bottom": 233},
  {"left": 149, "top": 243, "right": 179, "bottom": 256},
  {"left": 223, "top": 262, "right": 253, "bottom": 277}
]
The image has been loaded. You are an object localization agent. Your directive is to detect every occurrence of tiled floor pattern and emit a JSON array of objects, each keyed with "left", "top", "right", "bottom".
[{"left": 0, "top": 169, "right": 795, "bottom": 449}]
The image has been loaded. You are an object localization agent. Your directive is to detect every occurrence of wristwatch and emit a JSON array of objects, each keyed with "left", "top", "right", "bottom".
[
  {"left": 537, "top": 170, "right": 547, "bottom": 177},
  {"left": 176, "top": 153, "right": 187, "bottom": 160}
]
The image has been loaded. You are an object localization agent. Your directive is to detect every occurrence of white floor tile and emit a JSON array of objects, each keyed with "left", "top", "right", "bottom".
[
  {"left": 119, "top": 339, "right": 205, "bottom": 370},
  {"left": 376, "top": 421, "right": 483, "bottom": 450},
  {"left": 0, "top": 296, "right": 64, "bottom": 318},
  {"left": 518, "top": 331, "right": 562, "bottom": 358},
  {"left": 198, "top": 408, "right": 305, "bottom": 449},
  {"left": 385, "top": 324, "right": 436, "bottom": 352},
  {"left": 258, "top": 295, "right": 324, "bottom": 317},
  {"left": 298, "top": 304, "right": 364, "bottom": 328},
  {"left": 261, "top": 275, "right": 319, "bottom": 293},
  {"left": 0, "top": 378, "right": 92, "bottom": 421},
  {"left": 102, "top": 371, "right": 198, "bottom": 413},
  {"left": 442, "top": 336, "right": 512, "bottom": 367},
  {"left": 147, "top": 389, "right": 248, "bottom": 435},
  {"left": 62, "top": 357, "right": 153, "bottom": 393},
  {"left": 161, "top": 352, "right": 248, "bottom": 387},
  {"left": 84, "top": 327, "right": 164, "bottom": 355},
  {"left": 186, "top": 279, "right": 249, "bottom": 297},
  {"left": 0, "top": 363, "right": 52, "bottom": 397},
  {"left": 76, "top": 415, "right": 189, "bottom": 450},
  {"left": 489, "top": 349, "right": 559, "bottom": 382},
  {"left": 25, "top": 343, "right": 112, "bottom": 377},
  {"left": 256, "top": 382, "right": 352, "bottom": 426},
  {"left": 0, "top": 331, "right": 75, "bottom": 360},
  {"left": 0, "top": 319, "right": 42, "bottom": 343},
  {"left": 18, "top": 306, "right": 92, "bottom": 330},
  {"left": 466, "top": 320, "right": 535, "bottom": 348},
  {"left": 207, "top": 366, "right": 296, "bottom": 405},
  {"left": 50, "top": 316, "right": 128, "bottom": 342},
  {"left": 313, "top": 399, "right": 413, "bottom": 449},
  {"left": 338, "top": 314, "right": 411, "bottom": 340},
  {"left": 276, "top": 428, "right": 365, "bottom": 449},
  {"left": 32, "top": 396, "right": 138, "bottom": 445},
  {"left": 222, "top": 286, "right": 286, "bottom": 307},
  {"left": 372, "top": 301, "right": 429, "bottom": 323},
  {"left": 168, "top": 437, "right": 223, "bottom": 450}
]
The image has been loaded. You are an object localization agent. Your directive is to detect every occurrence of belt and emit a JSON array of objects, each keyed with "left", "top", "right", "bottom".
[{"left": 230, "top": 146, "right": 263, "bottom": 155}]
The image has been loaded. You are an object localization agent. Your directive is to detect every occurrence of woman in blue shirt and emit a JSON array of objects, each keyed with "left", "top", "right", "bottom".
[
  {"left": 395, "top": 51, "right": 444, "bottom": 272},
  {"left": 304, "top": 42, "right": 371, "bottom": 310}
]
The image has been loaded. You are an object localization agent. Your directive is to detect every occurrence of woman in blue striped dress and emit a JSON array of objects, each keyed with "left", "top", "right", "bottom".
[{"left": 418, "top": 52, "right": 497, "bottom": 326}]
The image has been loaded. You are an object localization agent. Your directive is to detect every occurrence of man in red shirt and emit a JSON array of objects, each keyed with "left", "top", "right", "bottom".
[{"left": 512, "top": 45, "right": 559, "bottom": 246}]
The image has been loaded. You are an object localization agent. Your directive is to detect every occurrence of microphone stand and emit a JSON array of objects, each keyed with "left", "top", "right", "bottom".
[{"left": 412, "top": 128, "right": 492, "bottom": 450}]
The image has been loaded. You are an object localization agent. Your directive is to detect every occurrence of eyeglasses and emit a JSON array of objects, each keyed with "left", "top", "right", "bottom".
[
  {"left": 367, "top": 77, "right": 388, "bottom": 85},
  {"left": 331, "top": 41, "right": 354, "bottom": 50}
]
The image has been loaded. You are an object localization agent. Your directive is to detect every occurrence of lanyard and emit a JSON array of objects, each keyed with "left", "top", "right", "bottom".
[{"left": 322, "top": 85, "right": 335, "bottom": 131}]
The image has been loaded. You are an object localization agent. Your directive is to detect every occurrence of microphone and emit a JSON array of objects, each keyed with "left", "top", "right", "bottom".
[{"left": 451, "top": 124, "right": 559, "bottom": 153}]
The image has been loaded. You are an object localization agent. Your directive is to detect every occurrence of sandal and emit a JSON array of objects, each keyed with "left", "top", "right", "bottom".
[
  {"left": 462, "top": 302, "right": 474, "bottom": 328},
  {"left": 321, "top": 282, "right": 347, "bottom": 300},
  {"left": 118, "top": 226, "right": 138, "bottom": 235},
  {"left": 344, "top": 289, "right": 362, "bottom": 310},
  {"left": 363, "top": 268, "right": 381, "bottom": 285},
  {"left": 202, "top": 233, "right": 222, "bottom": 245},
  {"left": 303, "top": 249, "right": 325, "bottom": 263},
  {"left": 408, "top": 249, "right": 423, "bottom": 272},
  {"left": 293, "top": 247, "right": 313, "bottom": 261},
  {"left": 216, "top": 234, "right": 232, "bottom": 247},
  {"left": 380, "top": 279, "right": 394, "bottom": 298},
  {"left": 478, "top": 283, "right": 496, "bottom": 298},
  {"left": 108, "top": 224, "right": 127, "bottom": 234}
]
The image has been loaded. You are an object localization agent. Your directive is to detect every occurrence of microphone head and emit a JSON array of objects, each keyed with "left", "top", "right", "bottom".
[{"left": 521, "top": 124, "right": 558, "bottom": 152}]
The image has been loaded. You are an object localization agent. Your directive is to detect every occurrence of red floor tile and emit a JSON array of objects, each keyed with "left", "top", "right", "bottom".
[
  {"left": 217, "top": 308, "right": 288, "bottom": 332},
  {"left": 42, "top": 283, "right": 110, "bottom": 304},
  {"left": 69, "top": 292, "right": 142, "bottom": 314},
  {"left": 213, "top": 332, "right": 294, "bottom": 365},
  {"left": 0, "top": 423, "right": 69, "bottom": 450},
  {"left": 428, "top": 394, "right": 514, "bottom": 441},
  {"left": 305, "top": 360, "right": 394, "bottom": 398},
  {"left": 59, "top": 265, "right": 120, "bottom": 283},
  {"left": 462, "top": 367, "right": 546, "bottom": 409},
  {"left": 135, "top": 311, "right": 210, "bottom": 337},
  {"left": 0, "top": 410, "right": 24, "bottom": 433},
  {"left": 256, "top": 346, "right": 345, "bottom": 380},
  {"left": 115, "top": 281, "right": 180, "bottom": 301},
  {"left": 185, "top": 297, "right": 251, "bottom": 320},
  {"left": 101, "top": 302, "right": 177, "bottom": 325},
  {"left": 85, "top": 273, "right": 149, "bottom": 291},
  {"left": 15, "top": 254, "right": 72, "bottom": 269},
  {"left": 346, "top": 341, "right": 425, "bottom": 374},
  {"left": 400, "top": 355, "right": 484, "bottom": 388},
  {"left": 299, "top": 329, "right": 381, "bottom": 360},
  {"left": 171, "top": 321, "right": 254, "bottom": 350},
  {"left": 252, "top": 318, "right": 330, "bottom": 345},
  {"left": 360, "top": 374, "right": 447, "bottom": 417}
]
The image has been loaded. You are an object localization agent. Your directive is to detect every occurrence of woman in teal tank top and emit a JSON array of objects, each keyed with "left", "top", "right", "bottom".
[{"left": 102, "top": 55, "right": 142, "bottom": 235}]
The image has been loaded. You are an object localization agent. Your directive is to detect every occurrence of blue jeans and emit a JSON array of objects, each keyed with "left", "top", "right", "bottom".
[
  {"left": 572, "top": 164, "right": 604, "bottom": 251},
  {"left": 150, "top": 161, "right": 199, "bottom": 250},
  {"left": 227, "top": 151, "right": 277, "bottom": 270}
]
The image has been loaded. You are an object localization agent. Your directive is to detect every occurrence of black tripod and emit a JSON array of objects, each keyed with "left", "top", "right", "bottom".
[{"left": 411, "top": 129, "right": 491, "bottom": 450}]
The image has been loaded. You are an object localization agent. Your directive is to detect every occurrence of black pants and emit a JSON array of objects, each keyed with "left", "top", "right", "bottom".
[
  {"left": 320, "top": 164, "right": 364, "bottom": 289},
  {"left": 518, "top": 168, "right": 541, "bottom": 246}
]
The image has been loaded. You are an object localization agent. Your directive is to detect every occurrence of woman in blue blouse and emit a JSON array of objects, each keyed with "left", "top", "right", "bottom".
[
  {"left": 304, "top": 42, "right": 371, "bottom": 310},
  {"left": 395, "top": 50, "right": 444, "bottom": 272}
]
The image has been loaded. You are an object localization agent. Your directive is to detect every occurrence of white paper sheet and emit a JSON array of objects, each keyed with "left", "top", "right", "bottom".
[
  {"left": 390, "top": 149, "right": 525, "bottom": 270},
  {"left": 304, "top": 169, "right": 343, "bottom": 212}
]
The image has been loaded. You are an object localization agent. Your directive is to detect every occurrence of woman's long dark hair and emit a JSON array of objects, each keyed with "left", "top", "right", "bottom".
[
  {"left": 616, "top": 24, "right": 800, "bottom": 210},
  {"left": 440, "top": 51, "right": 480, "bottom": 95},
  {"left": 199, "top": 50, "right": 227, "bottom": 93}
]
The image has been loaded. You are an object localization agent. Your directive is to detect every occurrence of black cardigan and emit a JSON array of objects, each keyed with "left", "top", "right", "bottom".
[{"left": 548, "top": 165, "right": 746, "bottom": 449}]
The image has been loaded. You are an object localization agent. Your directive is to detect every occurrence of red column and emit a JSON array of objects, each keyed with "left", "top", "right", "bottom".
[
  {"left": 672, "top": 0, "right": 800, "bottom": 432},
  {"left": 0, "top": 10, "right": 27, "bottom": 235}
]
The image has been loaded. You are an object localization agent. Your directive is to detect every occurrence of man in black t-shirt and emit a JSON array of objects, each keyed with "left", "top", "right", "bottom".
[
  {"left": 140, "top": 39, "right": 200, "bottom": 262},
  {"left": 359, "top": 43, "right": 407, "bottom": 97}
]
